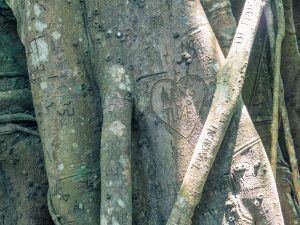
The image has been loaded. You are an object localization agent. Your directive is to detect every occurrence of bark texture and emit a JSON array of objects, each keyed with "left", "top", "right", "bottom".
[
  {"left": 281, "top": 0, "right": 300, "bottom": 171},
  {"left": 0, "top": 2, "right": 53, "bottom": 224},
  {"left": 234, "top": 0, "right": 300, "bottom": 223},
  {"left": 2, "top": 0, "right": 299, "bottom": 224},
  {"left": 84, "top": 0, "right": 283, "bottom": 224},
  {"left": 270, "top": 0, "right": 285, "bottom": 176},
  {"left": 6, "top": 1, "right": 101, "bottom": 224},
  {"left": 167, "top": 0, "right": 270, "bottom": 223}
]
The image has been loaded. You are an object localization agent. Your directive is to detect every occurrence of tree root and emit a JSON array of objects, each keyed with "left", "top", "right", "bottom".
[
  {"left": 264, "top": 0, "right": 276, "bottom": 65},
  {"left": 280, "top": 79, "right": 300, "bottom": 204},
  {"left": 0, "top": 123, "right": 39, "bottom": 136},
  {"left": 47, "top": 190, "right": 62, "bottom": 225},
  {"left": 0, "top": 71, "right": 25, "bottom": 78},
  {"left": 166, "top": 0, "right": 266, "bottom": 224},
  {"left": 265, "top": 0, "right": 300, "bottom": 212},
  {"left": 0, "top": 113, "right": 36, "bottom": 123},
  {"left": 100, "top": 66, "right": 133, "bottom": 225},
  {"left": 271, "top": 0, "right": 285, "bottom": 177},
  {"left": 0, "top": 89, "right": 33, "bottom": 113}
]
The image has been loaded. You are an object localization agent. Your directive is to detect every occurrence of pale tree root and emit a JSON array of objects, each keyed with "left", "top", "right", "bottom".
[
  {"left": 166, "top": 0, "right": 285, "bottom": 224},
  {"left": 276, "top": 161, "right": 300, "bottom": 222},
  {"left": 281, "top": 0, "right": 300, "bottom": 171},
  {"left": 234, "top": 0, "right": 299, "bottom": 220},
  {"left": 47, "top": 190, "right": 62, "bottom": 225},
  {"left": 206, "top": 0, "right": 300, "bottom": 221},
  {"left": 7, "top": 1, "right": 102, "bottom": 224},
  {"left": 264, "top": 0, "right": 276, "bottom": 65},
  {"left": 6, "top": 0, "right": 134, "bottom": 224},
  {"left": 270, "top": 0, "right": 285, "bottom": 177},
  {"left": 99, "top": 66, "right": 133, "bottom": 225},
  {"left": 80, "top": 1, "right": 135, "bottom": 224},
  {"left": 0, "top": 4, "right": 53, "bottom": 225},
  {"left": 0, "top": 113, "right": 36, "bottom": 123},
  {"left": 200, "top": 0, "right": 236, "bottom": 56},
  {"left": 0, "top": 123, "right": 39, "bottom": 136},
  {"left": 264, "top": 0, "right": 300, "bottom": 207},
  {"left": 207, "top": 0, "right": 297, "bottom": 222}
]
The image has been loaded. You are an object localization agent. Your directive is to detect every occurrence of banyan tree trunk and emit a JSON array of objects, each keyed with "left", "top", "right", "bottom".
[
  {"left": 4, "top": 0, "right": 298, "bottom": 224},
  {"left": 6, "top": 1, "right": 101, "bottom": 224},
  {"left": 0, "top": 1, "right": 53, "bottom": 224},
  {"left": 85, "top": 0, "right": 283, "bottom": 224}
]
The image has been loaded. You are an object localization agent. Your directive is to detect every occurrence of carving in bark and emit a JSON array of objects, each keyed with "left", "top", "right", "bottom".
[{"left": 3, "top": 0, "right": 300, "bottom": 224}]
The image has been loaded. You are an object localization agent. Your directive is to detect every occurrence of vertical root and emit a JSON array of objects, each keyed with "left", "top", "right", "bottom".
[
  {"left": 100, "top": 65, "right": 133, "bottom": 225},
  {"left": 280, "top": 79, "right": 300, "bottom": 204},
  {"left": 47, "top": 191, "right": 62, "bottom": 225},
  {"left": 264, "top": 0, "right": 276, "bottom": 65},
  {"left": 166, "top": 0, "right": 265, "bottom": 224},
  {"left": 270, "top": 0, "right": 285, "bottom": 177},
  {"left": 265, "top": 0, "right": 300, "bottom": 212}
]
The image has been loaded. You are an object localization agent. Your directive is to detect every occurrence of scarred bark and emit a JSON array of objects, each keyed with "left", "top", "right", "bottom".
[
  {"left": 167, "top": 0, "right": 284, "bottom": 224},
  {"left": 3, "top": 0, "right": 297, "bottom": 224},
  {"left": 166, "top": 0, "right": 279, "bottom": 224},
  {"left": 0, "top": 2, "right": 52, "bottom": 224},
  {"left": 6, "top": 1, "right": 101, "bottom": 224},
  {"left": 99, "top": 65, "right": 133, "bottom": 225}
]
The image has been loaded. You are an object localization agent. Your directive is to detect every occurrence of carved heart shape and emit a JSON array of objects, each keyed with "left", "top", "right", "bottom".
[{"left": 151, "top": 76, "right": 206, "bottom": 138}]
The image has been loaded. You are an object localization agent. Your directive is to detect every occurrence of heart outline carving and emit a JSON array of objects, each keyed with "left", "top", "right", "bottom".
[{"left": 151, "top": 76, "right": 206, "bottom": 138}]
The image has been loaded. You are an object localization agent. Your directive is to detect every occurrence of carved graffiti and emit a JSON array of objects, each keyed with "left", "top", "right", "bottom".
[
  {"left": 57, "top": 101, "right": 75, "bottom": 117},
  {"left": 28, "top": 36, "right": 46, "bottom": 72},
  {"left": 151, "top": 76, "right": 206, "bottom": 137},
  {"left": 234, "top": 0, "right": 256, "bottom": 44},
  {"left": 50, "top": 181, "right": 70, "bottom": 202},
  {"left": 105, "top": 141, "right": 125, "bottom": 179}
]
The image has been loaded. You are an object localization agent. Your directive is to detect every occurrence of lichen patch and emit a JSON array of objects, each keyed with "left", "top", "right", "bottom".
[
  {"left": 58, "top": 164, "right": 64, "bottom": 171},
  {"left": 107, "top": 207, "right": 114, "bottom": 215},
  {"left": 52, "top": 31, "right": 62, "bottom": 40},
  {"left": 30, "top": 38, "right": 49, "bottom": 67},
  {"left": 118, "top": 83, "right": 131, "bottom": 92},
  {"left": 101, "top": 215, "right": 108, "bottom": 225},
  {"left": 33, "top": 4, "right": 41, "bottom": 16},
  {"left": 109, "top": 65, "right": 125, "bottom": 82},
  {"left": 35, "top": 20, "right": 47, "bottom": 32},
  {"left": 40, "top": 81, "right": 47, "bottom": 90},
  {"left": 117, "top": 199, "right": 126, "bottom": 208},
  {"left": 112, "top": 217, "right": 120, "bottom": 225},
  {"left": 109, "top": 121, "right": 125, "bottom": 137}
]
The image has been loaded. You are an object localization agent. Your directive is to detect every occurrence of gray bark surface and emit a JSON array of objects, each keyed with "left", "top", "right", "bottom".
[
  {"left": 1, "top": 0, "right": 299, "bottom": 224},
  {"left": 86, "top": 1, "right": 283, "bottom": 224},
  {"left": 6, "top": 1, "right": 101, "bottom": 224},
  {"left": 0, "top": 1, "right": 53, "bottom": 224}
]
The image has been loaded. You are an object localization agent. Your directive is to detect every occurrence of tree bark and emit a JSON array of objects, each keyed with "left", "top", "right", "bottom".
[
  {"left": 281, "top": 0, "right": 300, "bottom": 170},
  {"left": 3, "top": 0, "right": 299, "bottom": 224},
  {"left": 6, "top": 1, "right": 101, "bottom": 224},
  {"left": 167, "top": 0, "right": 271, "bottom": 224},
  {"left": 0, "top": 2, "right": 53, "bottom": 224}
]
